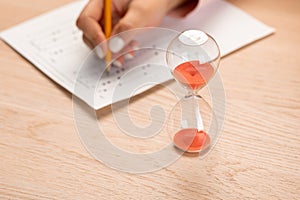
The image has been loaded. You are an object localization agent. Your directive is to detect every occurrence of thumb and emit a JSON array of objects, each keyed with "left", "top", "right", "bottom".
[{"left": 108, "top": 2, "right": 164, "bottom": 53}]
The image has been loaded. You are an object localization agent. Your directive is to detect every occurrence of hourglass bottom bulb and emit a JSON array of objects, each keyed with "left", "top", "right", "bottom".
[{"left": 173, "top": 128, "right": 210, "bottom": 152}]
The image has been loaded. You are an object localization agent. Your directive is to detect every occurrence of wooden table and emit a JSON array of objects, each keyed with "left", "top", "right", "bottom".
[{"left": 1, "top": 0, "right": 299, "bottom": 199}]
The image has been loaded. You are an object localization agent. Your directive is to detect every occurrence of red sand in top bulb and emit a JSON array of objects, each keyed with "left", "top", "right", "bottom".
[
  {"left": 173, "top": 128, "right": 210, "bottom": 152},
  {"left": 173, "top": 60, "right": 214, "bottom": 91}
]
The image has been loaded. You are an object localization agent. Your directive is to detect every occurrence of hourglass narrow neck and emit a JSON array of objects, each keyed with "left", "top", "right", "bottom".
[{"left": 185, "top": 90, "right": 199, "bottom": 98}]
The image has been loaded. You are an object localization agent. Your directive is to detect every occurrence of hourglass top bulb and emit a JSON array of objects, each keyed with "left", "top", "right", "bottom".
[{"left": 166, "top": 30, "right": 220, "bottom": 92}]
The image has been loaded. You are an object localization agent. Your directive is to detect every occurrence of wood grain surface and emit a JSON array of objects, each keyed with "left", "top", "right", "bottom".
[{"left": 0, "top": 0, "right": 299, "bottom": 199}]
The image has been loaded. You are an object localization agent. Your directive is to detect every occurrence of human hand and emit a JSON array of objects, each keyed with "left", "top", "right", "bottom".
[{"left": 76, "top": 0, "right": 194, "bottom": 59}]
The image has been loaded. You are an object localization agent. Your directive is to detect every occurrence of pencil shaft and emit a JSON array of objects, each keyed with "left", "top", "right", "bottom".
[
  {"left": 104, "top": 0, "right": 112, "bottom": 72},
  {"left": 104, "top": 0, "right": 112, "bottom": 38}
]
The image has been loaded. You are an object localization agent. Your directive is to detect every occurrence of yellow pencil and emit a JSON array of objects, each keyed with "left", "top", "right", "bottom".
[{"left": 104, "top": 0, "right": 112, "bottom": 73}]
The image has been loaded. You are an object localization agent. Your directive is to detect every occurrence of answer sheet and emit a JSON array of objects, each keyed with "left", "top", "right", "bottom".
[{"left": 1, "top": 0, "right": 274, "bottom": 109}]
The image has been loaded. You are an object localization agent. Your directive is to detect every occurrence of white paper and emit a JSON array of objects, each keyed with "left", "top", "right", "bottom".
[{"left": 0, "top": 0, "right": 274, "bottom": 109}]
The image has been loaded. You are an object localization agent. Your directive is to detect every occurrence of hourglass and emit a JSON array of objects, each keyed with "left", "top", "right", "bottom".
[{"left": 166, "top": 30, "right": 220, "bottom": 153}]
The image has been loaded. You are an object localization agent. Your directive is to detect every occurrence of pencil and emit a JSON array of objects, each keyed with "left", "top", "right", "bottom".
[{"left": 104, "top": 0, "right": 112, "bottom": 73}]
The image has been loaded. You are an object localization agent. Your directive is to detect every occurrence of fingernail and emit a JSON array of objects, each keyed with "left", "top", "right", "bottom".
[
  {"left": 109, "top": 37, "right": 125, "bottom": 53},
  {"left": 124, "top": 52, "right": 134, "bottom": 60},
  {"left": 95, "top": 46, "right": 104, "bottom": 59},
  {"left": 113, "top": 57, "right": 124, "bottom": 68},
  {"left": 113, "top": 60, "right": 122, "bottom": 68},
  {"left": 132, "top": 45, "right": 139, "bottom": 51}
]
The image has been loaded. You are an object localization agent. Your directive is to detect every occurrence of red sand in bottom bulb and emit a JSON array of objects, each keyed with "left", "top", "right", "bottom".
[{"left": 173, "top": 128, "right": 210, "bottom": 152}]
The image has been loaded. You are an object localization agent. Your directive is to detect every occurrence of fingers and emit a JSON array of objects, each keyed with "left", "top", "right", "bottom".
[
  {"left": 111, "top": 40, "right": 139, "bottom": 67},
  {"left": 82, "top": 35, "right": 93, "bottom": 49},
  {"left": 77, "top": 0, "right": 166, "bottom": 57},
  {"left": 109, "top": 0, "right": 165, "bottom": 53},
  {"left": 76, "top": 0, "right": 107, "bottom": 56}
]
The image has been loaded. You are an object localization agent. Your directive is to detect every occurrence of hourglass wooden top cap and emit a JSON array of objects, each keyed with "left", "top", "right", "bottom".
[{"left": 178, "top": 30, "right": 209, "bottom": 46}]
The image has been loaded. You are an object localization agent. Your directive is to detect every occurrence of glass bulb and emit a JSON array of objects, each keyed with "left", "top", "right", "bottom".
[{"left": 166, "top": 30, "right": 221, "bottom": 154}]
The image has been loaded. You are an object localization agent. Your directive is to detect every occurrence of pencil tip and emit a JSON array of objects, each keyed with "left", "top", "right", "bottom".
[{"left": 106, "top": 65, "right": 111, "bottom": 75}]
